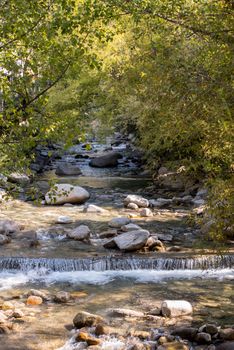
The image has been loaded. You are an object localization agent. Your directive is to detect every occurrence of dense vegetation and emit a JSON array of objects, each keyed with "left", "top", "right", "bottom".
[{"left": 0, "top": 0, "right": 233, "bottom": 239}]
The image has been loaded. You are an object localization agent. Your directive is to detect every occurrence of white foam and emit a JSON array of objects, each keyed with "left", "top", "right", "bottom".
[
  {"left": 57, "top": 336, "right": 125, "bottom": 350},
  {"left": 0, "top": 268, "right": 233, "bottom": 291}
]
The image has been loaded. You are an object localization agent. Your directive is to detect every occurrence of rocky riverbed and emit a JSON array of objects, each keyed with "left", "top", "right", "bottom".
[{"left": 0, "top": 134, "right": 233, "bottom": 349}]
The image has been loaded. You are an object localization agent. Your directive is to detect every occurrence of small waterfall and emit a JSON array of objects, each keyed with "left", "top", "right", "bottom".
[{"left": 0, "top": 255, "right": 233, "bottom": 272}]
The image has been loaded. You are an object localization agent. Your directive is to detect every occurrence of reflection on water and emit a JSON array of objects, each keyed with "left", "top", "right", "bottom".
[{"left": 42, "top": 173, "right": 151, "bottom": 191}]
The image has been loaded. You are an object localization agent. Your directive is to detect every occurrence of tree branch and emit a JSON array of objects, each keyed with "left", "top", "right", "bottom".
[{"left": 18, "top": 61, "right": 71, "bottom": 111}]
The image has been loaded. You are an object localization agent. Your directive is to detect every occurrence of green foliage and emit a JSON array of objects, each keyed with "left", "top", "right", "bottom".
[
  {"left": 206, "top": 178, "right": 234, "bottom": 241},
  {"left": 49, "top": 0, "right": 233, "bottom": 239},
  {"left": 0, "top": 0, "right": 233, "bottom": 240},
  {"left": 0, "top": 0, "right": 116, "bottom": 170}
]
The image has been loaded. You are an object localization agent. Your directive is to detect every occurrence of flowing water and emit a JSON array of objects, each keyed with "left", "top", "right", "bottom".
[{"left": 0, "top": 138, "right": 233, "bottom": 349}]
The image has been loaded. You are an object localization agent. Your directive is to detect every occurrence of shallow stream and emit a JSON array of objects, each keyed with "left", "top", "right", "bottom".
[{"left": 0, "top": 139, "right": 233, "bottom": 349}]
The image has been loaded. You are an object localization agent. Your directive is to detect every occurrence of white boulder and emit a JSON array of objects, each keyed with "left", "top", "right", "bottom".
[
  {"left": 161, "top": 300, "right": 193, "bottom": 317},
  {"left": 45, "top": 184, "right": 90, "bottom": 205}
]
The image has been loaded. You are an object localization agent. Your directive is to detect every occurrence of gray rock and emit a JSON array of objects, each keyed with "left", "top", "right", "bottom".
[
  {"left": 216, "top": 342, "right": 234, "bottom": 350},
  {"left": 67, "top": 225, "right": 90, "bottom": 240},
  {"left": 140, "top": 208, "right": 153, "bottom": 217},
  {"left": 149, "top": 198, "right": 172, "bottom": 208},
  {"left": 114, "top": 230, "right": 150, "bottom": 251},
  {"left": 202, "top": 324, "right": 219, "bottom": 335},
  {"left": 158, "top": 167, "right": 168, "bottom": 175},
  {"left": 73, "top": 311, "right": 104, "bottom": 328},
  {"left": 0, "top": 234, "right": 10, "bottom": 245},
  {"left": 84, "top": 204, "right": 108, "bottom": 214},
  {"left": 27, "top": 289, "right": 49, "bottom": 301},
  {"left": 127, "top": 202, "right": 139, "bottom": 210},
  {"left": 36, "top": 181, "right": 50, "bottom": 195},
  {"left": 121, "top": 223, "right": 142, "bottom": 232},
  {"left": 172, "top": 196, "right": 193, "bottom": 205},
  {"left": 0, "top": 220, "right": 20, "bottom": 235},
  {"left": 108, "top": 217, "right": 130, "bottom": 228},
  {"left": 147, "top": 307, "right": 161, "bottom": 316},
  {"left": 193, "top": 198, "right": 205, "bottom": 207},
  {"left": 55, "top": 163, "right": 82, "bottom": 176},
  {"left": 219, "top": 328, "right": 234, "bottom": 341},
  {"left": 157, "top": 233, "right": 173, "bottom": 242},
  {"left": 157, "top": 171, "right": 195, "bottom": 191},
  {"left": 54, "top": 291, "right": 71, "bottom": 303},
  {"left": 103, "top": 238, "right": 118, "bottom": 249},
  {"left": 99, "top": 230, "right": 117, "bottom": 238},
  {"left": 45, "top": 183, "right": 90, "bottom": 205},
  {"left": 195, "top": 332, "right": 211, "bottom": 344},
  {"left": 124, "top": 195, "right": 149, "bottom": 208},
  {"left": 196, "top": 188, "right": 208, "bottom": 199},
  {"left": 8, "top": 173, "right": 30, "bottom": 185},
  {"left": 89, "top": 152, "right": 121, "bottom": 167},
  {"left": 171, "top": 327, "right": 198, "bottom": 341}
]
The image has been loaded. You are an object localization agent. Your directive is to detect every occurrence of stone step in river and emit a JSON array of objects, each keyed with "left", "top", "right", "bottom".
[{"left": 0, "top": 254, "right": 233, "bottom": 271}]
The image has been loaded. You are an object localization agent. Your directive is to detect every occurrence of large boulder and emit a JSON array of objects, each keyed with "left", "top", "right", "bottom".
[
  {"left": 114, "top": 230, "right": 149, "bottom": 251},
  {"left": 55, "top": 163, "right": 82, "bottom": 176},
  {"left": 45, "top": 184, "right": 90, "bottom": 205},
  {"left": 73, "top": 311, "right": 104, "bottom": 328},
  {"left": 124, "top": 195, "right": 149, "bottom": 208},
  {"left": 89, "top": 152, "right": 121, "bottom": 168},
  {"left": 8, "top": 173, "right": 30, "bottom": 186}
]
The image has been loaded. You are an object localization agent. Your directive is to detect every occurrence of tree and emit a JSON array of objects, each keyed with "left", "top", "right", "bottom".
[{"left": 0, "top": 0, "right": 114, "bottom": 169}]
